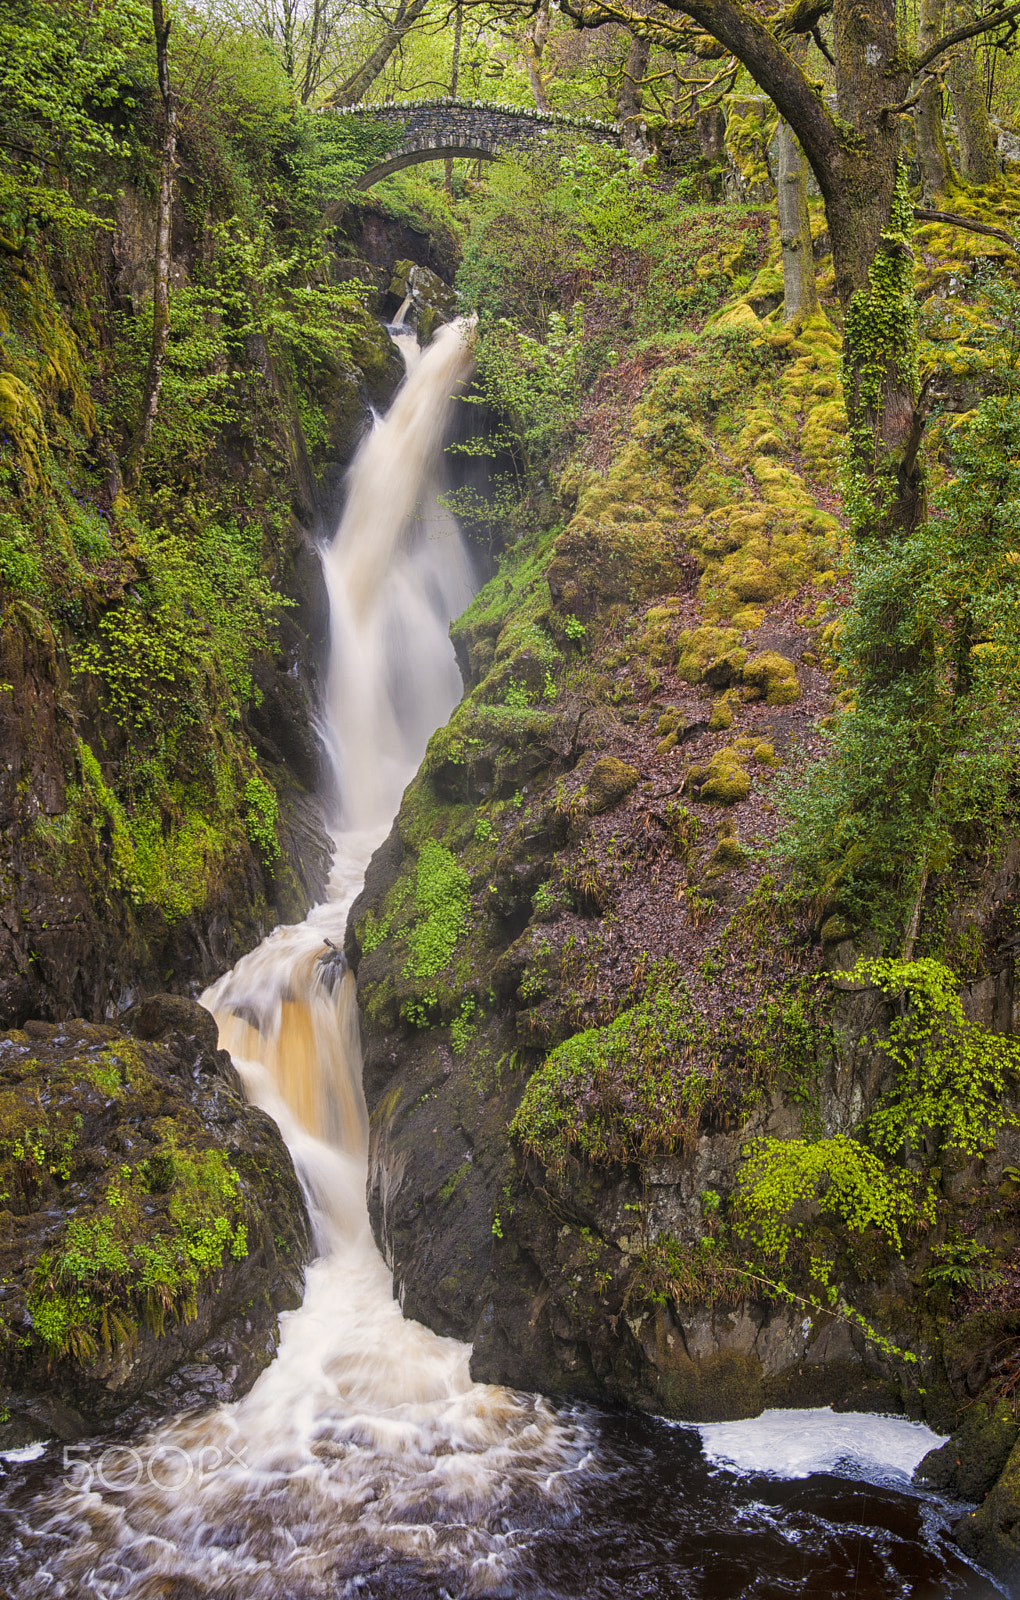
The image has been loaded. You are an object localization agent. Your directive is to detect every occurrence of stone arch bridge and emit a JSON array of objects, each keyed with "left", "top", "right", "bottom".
[{"left": 327, "top": 99, "right": 622, "bottom": 189}]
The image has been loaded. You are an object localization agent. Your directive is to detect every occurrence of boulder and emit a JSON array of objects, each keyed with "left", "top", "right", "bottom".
[
  {"left": 916, "top": 1398, "right": 1019, "bottom": 1503},
  {"left": 387, "top": 260, "right": 459, "bottom": 341},
  {"left": 586, "top": 758, "right": 640, "bottom": 814},
  {"left": 0, "top": 1000, "right": 310, "bottom": 1446}
]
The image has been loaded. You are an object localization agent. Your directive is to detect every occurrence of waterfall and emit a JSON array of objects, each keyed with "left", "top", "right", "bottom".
[{"left": 13, "top": 320, "right": 592, "bottom": 1598}]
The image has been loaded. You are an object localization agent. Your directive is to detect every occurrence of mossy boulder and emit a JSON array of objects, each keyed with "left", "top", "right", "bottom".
[
  {"left": 703, "top": 648, "right": 748, "bottom": 689},
  {"left": 549, "top": 456, "right": 688, "bottom": 618},
  {"left": 916, "top": 1398, "right": 1019, "bottom": 1503},
  {"left": 0, "top": 1000, "right": 310, "bottom": 1446},
  {"left": 677, "top": 626, "right": 742, "bottom": 685},
  {"left": 685, "top": 747, "right": 751, "bottom": 805},
  {"left": 704, "top": 834, "right": 748, "bottom": 879},
  {"left": 709, "top": 692, "right": 735, "bottom": 731},
  {"left": 727, "top": 558, "right": 780, "bottom": 606},
  {"left": 956, "top": 1432, "right": 1020, "bottom": 1585},
  {"left": 742, "top": 650, "right": 800, "bottom": 705},
  {"left": 586, "top": 758, "right": 640, "bottom": 814},
  {"left": 752, "top": 740, "right": 781, "bottom": 766},
  {"left": 712, "top": 301, "right": 764, "bottom": 335},
  {"left": 656, "top": 706, "right": 687, "bottom": 754},
  {"left": 387, "top": 259, "right": 458, "bottom": 341},
  {"left": 820, "top": 913, "right": 852, "bottom": 949}
]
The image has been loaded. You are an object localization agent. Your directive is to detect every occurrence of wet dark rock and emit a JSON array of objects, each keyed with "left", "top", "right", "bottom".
[
  {"left": 385, "top": 260, "right": 459, "bottom": 342},
  {"left": 337, "top": 202, "right": 460, "bottom": 287},
  {"left": 956, "top": 1433, "right": 1020, "bottom": 1587},
  {"left": 915, "top": 1398, "right": 1019, "bottom": 1502}
]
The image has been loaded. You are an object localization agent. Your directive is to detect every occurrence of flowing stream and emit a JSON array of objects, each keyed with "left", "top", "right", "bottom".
[{"left": 0, "top": 320, "right": 1009, "bottom": 1599}]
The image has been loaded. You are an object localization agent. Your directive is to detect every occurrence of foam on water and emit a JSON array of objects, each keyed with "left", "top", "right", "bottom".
[{"left": 699, "top": 1406, "right": 946, "bottom": 1484}]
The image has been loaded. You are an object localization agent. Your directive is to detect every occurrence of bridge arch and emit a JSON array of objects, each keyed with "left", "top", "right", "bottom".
[{"left": 326, "top": 100, "right": 622, "bottom": 190}]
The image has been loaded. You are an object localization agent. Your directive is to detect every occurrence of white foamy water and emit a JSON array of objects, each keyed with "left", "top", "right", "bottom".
[
  {"left": 9, "top": 319, "right": 593, "bottom": 1598},
  {"left": 699, "top": 1407, "right": 946, "bottom": 1485}
]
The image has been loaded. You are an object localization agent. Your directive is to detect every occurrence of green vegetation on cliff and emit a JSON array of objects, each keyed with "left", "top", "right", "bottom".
[
  {"left": 0, "top": 0, "right": 406, "bottom": 1020},
  {"left": 349, "top": 118, "right": 1020, "bottom": 1479}
]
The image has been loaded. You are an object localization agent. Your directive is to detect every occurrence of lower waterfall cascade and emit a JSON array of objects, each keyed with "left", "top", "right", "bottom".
[{"left": 0, "top": 318, "right": 1008, "bottom": 1600}]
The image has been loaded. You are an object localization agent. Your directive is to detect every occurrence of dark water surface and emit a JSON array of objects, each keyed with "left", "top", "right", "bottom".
[{"left": 0, "top": 1406, "right": 1004, "bottom": 1600}]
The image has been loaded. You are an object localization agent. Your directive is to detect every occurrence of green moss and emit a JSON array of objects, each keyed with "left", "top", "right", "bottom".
[
  {"left": 742, "top": 651, "right": 800, "bottom": 705},
  {"left": 704, "top": 835, "right": 747, "bottom": 879},
  {"left": 0, "top": 373, "right": 47, "bottom": 494},
  {"left": 727, "top": 557, "right": 779, "bottom": 606},
  {"left": 721, "top": 93, "right": 778, "bottom": 200},
  {"left": 27, "top": 1137, "right": 248, "bottom": 1358},
  {"left": 585, "top": 758, "right": 639, "bottom": 814},
  {"left": 753, "top": 740, "right": 781, "bottom": 767},
  {"left": 402, "top": 842, "right": 471, "bottom": 1021},
  {"left": 510, "top": 964, "right": 721, "bottom": 1172},
  {"left": 709, "top": 692, "right": 735, "bottom": 732},
  {"left": 655, "top": 706, "right": 687, "bottom": 754},
  {"left": 243, "top": 774, "right": 280, "bottom": 863},
  {"left": 676, "top": 626, "right": 742, "bottom": 685},
  {"left": 685, "top": 747, "right": 751, "bottom": 805},
  {"left": 438, "top": 1160, "right": 471, "bottom": 1203}
]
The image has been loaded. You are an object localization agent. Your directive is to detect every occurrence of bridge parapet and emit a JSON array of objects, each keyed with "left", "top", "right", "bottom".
[{"left": 326, "top": 99, "right": 622, "bottom": 189}]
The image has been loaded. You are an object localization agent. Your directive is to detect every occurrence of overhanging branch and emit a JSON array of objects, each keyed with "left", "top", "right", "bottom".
[
  {"left": 914, "top": 206, "right": 1020, "bottom": 250},
  {"left": 914, "top": 0, "right": 1020, "bottom": 72}
]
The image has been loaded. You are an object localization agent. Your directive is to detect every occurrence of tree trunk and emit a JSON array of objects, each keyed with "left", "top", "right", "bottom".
[
  {"left": 326, "top": 0, "right": 430, "bottom": 106},
  {"left": 828, "top": 0, "right": 923, "bottom": 540},
  {"left": 445, "top": 3, "right": 462, "bottom": 195},
  {"left": 776, "top": 36, "right": 818, "bottom": 323},
  {"left": 777, "top": 120, "right": 818, "bottom": 321},
  {"left": 617, "top": 34, "right": 652, "bottom": 162},
  {"left": 125, "top": 0, "right": 176, "bottom": 490},
  {"left": 946, "top": 3, "right": 998, "bottom": 182},
  {"left": 915, "top": 0, "right": 958, "bottom": 197},
  {"left": 524, "top": 0, "right": 552, "bottom": 112}
]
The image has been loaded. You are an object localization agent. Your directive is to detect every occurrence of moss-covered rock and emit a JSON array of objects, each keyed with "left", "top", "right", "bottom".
[
  {"left": 956, "top": 1431, "right": 1020, "bottom": 1586},
  {"left": 704, "top": 834, "right": 748, "bottom": 879},
  {"left": 752, "top": 740, "right": 781, "bottom": 766},
  {"left": 677, "top": 626, "right": 743, "bottom": 685},
  {"left": 387, "top": 259, "right": 458, "bottom": 343},
  {"left": 685, "top": 747, "right": 751, "bottom": 805},
  {"left": 916, "top": 1398, "right": 1019, "bottom": 1502},
  {"left": 727, "top": 557, "right": 780, "bottom": 606},
  {"left": 586, "top": 758, "right": 640, "bottom": 814},
  {"left": 742, "top": 650, "right": 800, "bottom": 705},
  {"left": 709, "top": 692, "right": 735, "bottom": 731},
  {"left": 0, "top": 999, "right": 310, "bottom": 1446},
  {"left": 656, "top": 706, "right": 688, "bottom": 754}
]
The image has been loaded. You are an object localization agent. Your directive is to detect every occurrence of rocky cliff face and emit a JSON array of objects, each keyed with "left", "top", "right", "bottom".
[
  {"left": 350, "top": 684, "right": 1020, "bottom": 1426},
  {"left": 0, "top": 187, "right": 410, "bottom": 1031},
  {"left": 0, "top": 995, "right": 310, "bottom": 1448}
]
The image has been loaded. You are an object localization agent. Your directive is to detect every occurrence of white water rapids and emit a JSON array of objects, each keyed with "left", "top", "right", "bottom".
[{"left": 13, "top": 320, "right": 594, "bottom": 1598}]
